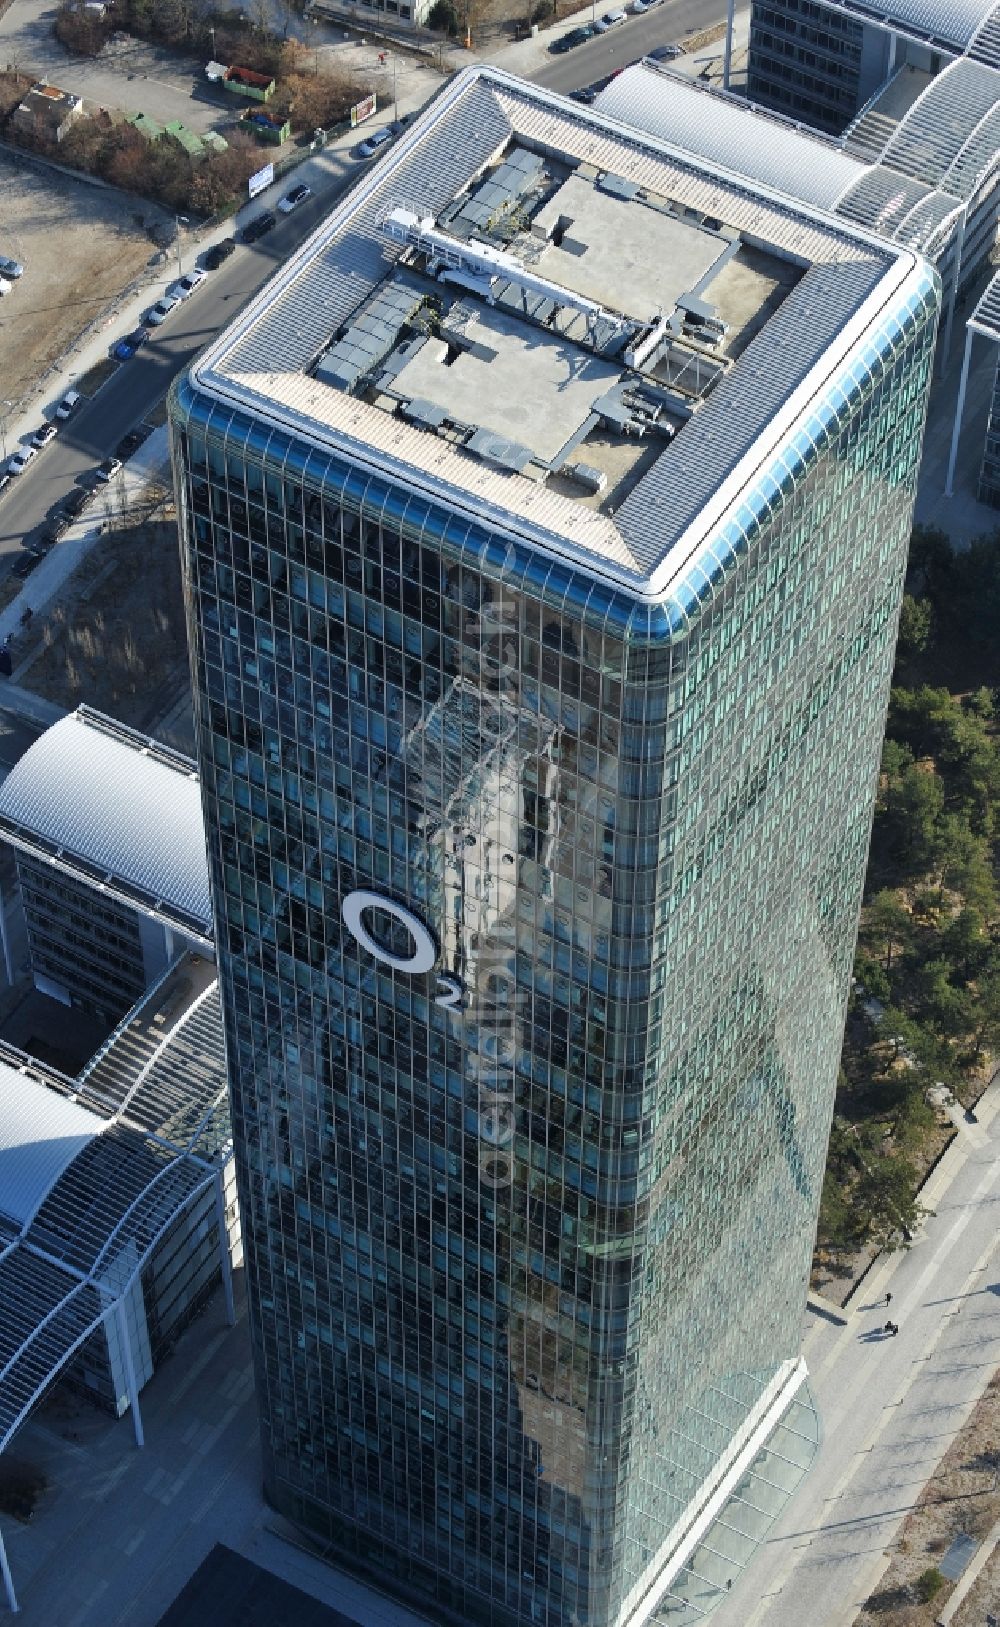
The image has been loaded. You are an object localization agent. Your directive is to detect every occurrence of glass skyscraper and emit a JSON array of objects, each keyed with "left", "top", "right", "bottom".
[{"left": 170, "top": 66, "right": 938, "bottom": 1627}]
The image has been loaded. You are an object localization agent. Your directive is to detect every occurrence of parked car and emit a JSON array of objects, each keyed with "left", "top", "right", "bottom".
[
  {"left": 648, "top": 41, "right": 683, "bottom": 57},
  {"left": 31, "top": 423, "right": 58, "bottom": 451},
  {"left": 61, "top": 486, "right": 91, "bottom": 519},
  {"left": 54, "top": 389, "right": 82, "bottom": 420},
  {"left": 147, "top": 295, "right": 180, "bottom": 327},
  {"left": 115, "top": 427, "right": 149, "bottom": 460},
  {"left": 114, "top": 327, "right": 149, "bottom": 360},
  {"left": 12, "top": 550, "right": 42, "bottom": 579},
  {"left": 34, "top": 526, "right": 60, "bottom": 552},
  {"left": 8, "top": 446, "right": 36, "bottom": 475},
  {"left": 594, "top": 8, "right": 627, "bottom": 27},
  {"left": 0, "top": 472, "right": 10, "bottom": 499},
  {"left": 45, "top": 511, "right": 72, "bottom": 540},
  {"left": 388, "top": 112, "right": 413, "bottom": 135},
  {"left": 0, "top": 255, "right": 23, "bottom": 280},
  {"left": 629, "top": 0, "right": 661, "bottom": 11},
  {"left": 356, "top": 128, "right": 392, "bottom": 159},
  {"left": 549, "top": 24, "right": 594, "bottom": 50},
  {"left": 166, "top": 267, "right": 207, "bottom": 302},
  {"left": 203, "top": 239, "right": 235, "bottom": 270},
  {"left": 0, "top": 278, "right": 12, "bottom": 299},
  {"left": 95, "top": 456, "right": 123, "bottom": 483},
  {"left": 241, "top": 211, "right": 276, "bottom": 243},
  {"left": 278, "top": 183, "right": 312, "bottom": 214}
]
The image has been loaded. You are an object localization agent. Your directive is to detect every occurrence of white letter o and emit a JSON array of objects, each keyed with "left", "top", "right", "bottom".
[{"left": 341, "top": 889, "right": 437, "bottom": 975}]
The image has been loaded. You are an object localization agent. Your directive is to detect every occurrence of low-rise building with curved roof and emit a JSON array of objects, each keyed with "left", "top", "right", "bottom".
[
  {"left": 0, "top": 952, "right": 237, "bottom": 1611},
  {"left": 0, "top": 706, "right": 213, "bottom": 1025}
]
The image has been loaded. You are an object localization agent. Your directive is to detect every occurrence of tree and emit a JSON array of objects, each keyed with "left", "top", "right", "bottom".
[
  {"left": 906, "top": 525, "right": 952, "bottom": 599},
  {"left": 939, "top": 907, "right": 989, "bottom": 983},
  {"left": 428, "top": 0, "right": 460, "bottom": 31},
  {"left": 912, "top": 957, "right": 973, "bottom": 1039},
  {"left": 863, "top": 890, "right": 911, "bottom": 975},
  {"left": 971, "top": 968, "right": 1000, "bottom": 1061},
  {"left": 853, "top": 1151, "right": 925, "bottom": 1249},
  {"left": 880, "top": 762, "right": 944, "bottom": 876},
  {"left": 895, "top": 593, "right": 931, "bottom": 664},
  {"left": 936, "top": 816, "right": 997, "bottom": 917}
]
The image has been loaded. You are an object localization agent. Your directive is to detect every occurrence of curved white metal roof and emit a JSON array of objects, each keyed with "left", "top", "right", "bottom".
[
  {"left": 820, "top": 0, "right": 995, "bottom": 50},
  {"left": 596, "top": 65, "right": 962, "bottom": 260},
  {"left": 595, "top": 67, "right": 868, "bottom": 209},
  {"left": 877, "top": 57, "right": 1000, "bottom": 199},
  {"left": 0, "top": 707, "right": 211, "bottom": 937},
  {"left": 0, "top": 960, "right": 232, "bottom": 1457},
  {"left": 0, "top": 1064, "right": 102, "bottom": 1229}
]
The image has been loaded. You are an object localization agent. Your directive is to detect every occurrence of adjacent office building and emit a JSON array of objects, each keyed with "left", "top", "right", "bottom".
[
  {"left": 746, "top": 0, "right": 1000, "bottom": 134},
  {"left": 170, "top": 67, "right": 938, "bottom": 1627},
  {"left": 0, "top": 707, "right": 213, "bottom": 1025},
  {"left": 0, "top": 954, "right": 236, "bottom": 1447}
]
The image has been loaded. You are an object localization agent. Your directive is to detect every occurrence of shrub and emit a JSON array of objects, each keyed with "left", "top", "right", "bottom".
[
  {"left": 914, "top": 1567, "right": 946, "bottom": 1603},
  {"left": 427, "top": 0, "right": 460, "bottom": 32},
  {"left": 54, "top": 0, "right": 113, "bottom": 55}
]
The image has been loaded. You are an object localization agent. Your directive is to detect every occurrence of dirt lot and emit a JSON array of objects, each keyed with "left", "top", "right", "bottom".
[
  {"left": 0, "top": 150, "right": 157, "bottom": 402},
  {"left": 854, "top": 1371, "right": 1000, "bottom": 1626}
]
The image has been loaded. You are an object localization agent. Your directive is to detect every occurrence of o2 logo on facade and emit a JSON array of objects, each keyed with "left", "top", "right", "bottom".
[
  {"left": 341, "top": 886, "right": 516, "bottom": 1190},
  {"left": 341, "top": 889, "right": 463, "bottom": 1008}
]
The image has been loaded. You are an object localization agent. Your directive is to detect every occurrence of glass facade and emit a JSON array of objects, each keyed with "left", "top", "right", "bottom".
[{"left": 169, "top": 261, "right": 939, "bottom": 1627}]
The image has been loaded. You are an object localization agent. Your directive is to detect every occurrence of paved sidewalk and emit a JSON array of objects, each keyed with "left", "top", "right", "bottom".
[
  {"left": 3, "top": 1281, "right": 435, "bottom": 1627},
  {"left": 711, "top": 1075, "right": 1000, "bottom": 1627}
]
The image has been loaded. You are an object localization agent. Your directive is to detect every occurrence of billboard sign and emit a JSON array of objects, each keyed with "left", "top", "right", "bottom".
[
  {"left": 350, "top": 93, "right": 376, "bottom": 128},
  {"left": 248, "top": 162, "right": 274, "bottom": 199}
]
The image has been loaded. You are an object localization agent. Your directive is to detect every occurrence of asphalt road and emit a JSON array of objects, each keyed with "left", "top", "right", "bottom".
[
  {"left": 533, "top": 0, "right": 730, "bottom": 94},
  {"left": 0, "top": 10, "right": 727, "bottom": 562}
]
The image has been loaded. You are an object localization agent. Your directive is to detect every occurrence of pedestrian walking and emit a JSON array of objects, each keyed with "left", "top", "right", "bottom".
[
  {"left": 884, "top": 1292, "right": 892, "bottom": 1307},
  {"left": 884, "top": 1321, "right": 898, "bottom": 1337}
]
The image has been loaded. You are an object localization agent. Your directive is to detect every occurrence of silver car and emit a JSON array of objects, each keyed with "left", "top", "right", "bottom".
[{"left": 147, "top": 294, "right": 180, "bottom": 327}]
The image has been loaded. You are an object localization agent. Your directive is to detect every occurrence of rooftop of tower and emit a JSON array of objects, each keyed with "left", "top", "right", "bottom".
[{"left": 189, "top": 66, "right": 925, "bottom": 594}]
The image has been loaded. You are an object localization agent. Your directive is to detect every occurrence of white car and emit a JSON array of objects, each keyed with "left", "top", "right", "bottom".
[
  {"left": 147, "top": 294, "right": 181, "bottom": 326},
  {"left": 278, "top": 183, "right": 312, "bottom": 214},
  {"left": 8, "top": 446, "right": 37, "bottom": 475},
  {"left": 54, "top": 389, "right": 82, "bottom": 420},
  {"left": 166, "top": 268, "right": 207, "bottom": 302},
  {"left": 629, "top": 0, "right": 660, "bottom": 10},
  {"left": 0, "top": 278, "right": 12, "bottom": 299},
  {"left": 594, "top": 8, "right": 627, "bottom": 27},
  {"left": 357, "top": 128, "right": 392, "bottom": 159}
]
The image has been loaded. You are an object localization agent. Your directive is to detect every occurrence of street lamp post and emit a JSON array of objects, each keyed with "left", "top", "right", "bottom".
[
  {"left": 0, "top": 399, "right": 14, "bottom": 465},
  {"left": 175, "top": 214, "right": 189, "bottom": 279}
]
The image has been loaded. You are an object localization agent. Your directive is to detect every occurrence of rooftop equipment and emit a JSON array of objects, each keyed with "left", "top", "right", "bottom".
[{"left": 383, "top": 209, "right": 628, "bottom": 335}]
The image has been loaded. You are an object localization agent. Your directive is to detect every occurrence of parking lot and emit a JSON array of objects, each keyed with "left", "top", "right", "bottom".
[{"left": 0, "top": 150, "right": 158, "bottom": 411}]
